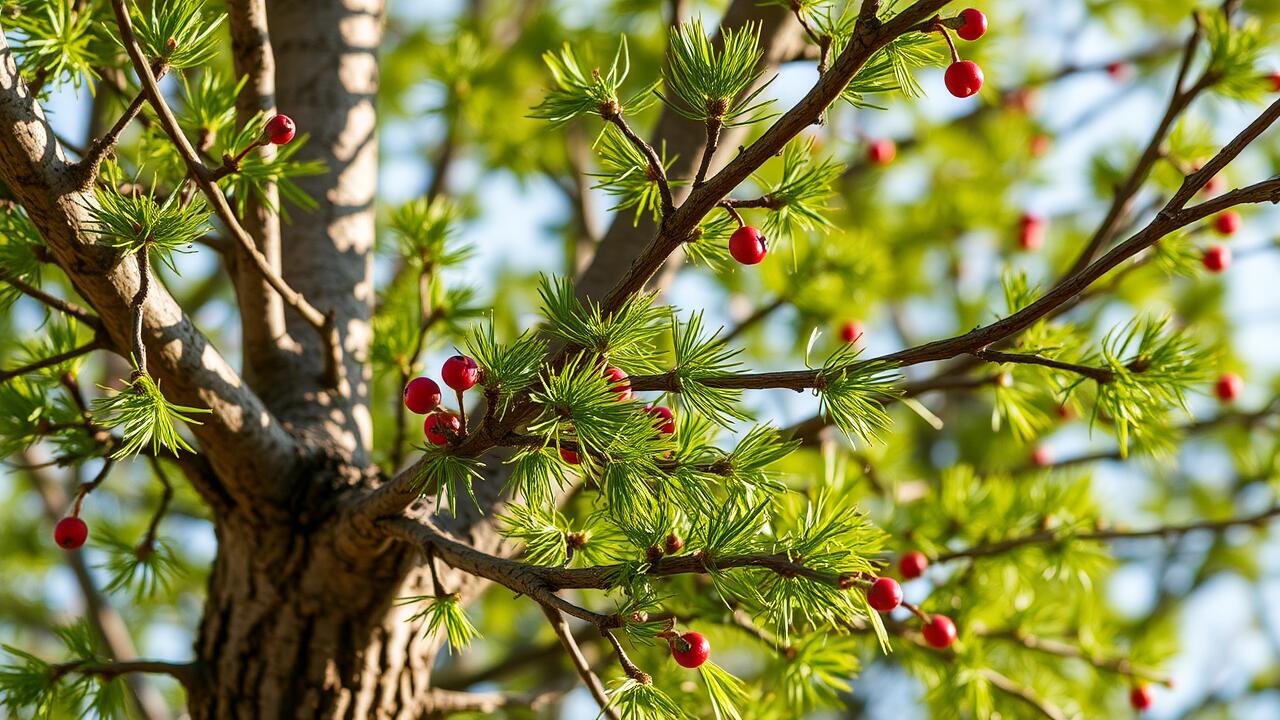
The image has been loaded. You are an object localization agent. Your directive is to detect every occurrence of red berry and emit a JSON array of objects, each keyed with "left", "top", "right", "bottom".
[
  {"left": 922, "top": 614, "right": 957, "bottom": 648},
  {"left": 1106, "top": 62, "right": 1130, "bottom": 80},
  {"left": 403, "top": 377, "right": 441, "bottom": 414},
  {"left": 54, "top": 516, "right": 88, "bottom": 550},
  {"left": 1029, "top": 134, "right": 1051, "bottom": 157},
  {"left": 944, "top": 60, "right": 984, "bottom": 98},
  {"left": 645, "top": 405, "right": 676, "bottom": 434},
  {"left": 1215, "top": 373, "right": 1243, "bottom": 403},
  {"left": 728, "top": 225, "right": 768, "bottom": 265},
  {"left": 1214, "top": 211, "right": 1241, "bottom": 236},
  {"left": 1019, "top": 213, "right": 1045, "bottom": 251},
  {"left": 1129, "top": 685, "right": 1154, "bottom": 712},
  {"left": 1202, "top": 173, "right": 1224, "bottom": 195},
  {"left": 955, "top": 8, "right": 988, "bottom": 41},
  {"left": 1202, "top": 245, "right": 1231, "bottom": 273},
  {"left": 899, "top": 550, "right": 928, "bottom": 579},
  {"left": 604, "top": 367, "right": 632, "bottom": 401},
  {"left": 1270, "top": 71, "right": 1280, "bottom": 92},
  {"left": 1031, "top": 445, "right": 1053, "bottom": 467},
  {"left": 424, "top": 412, "right": 461, "bottom": 445},
  {"left": 559, "top": 447, "right": 580, "bottom": 465},
  {"left": 442, "top": 355, "right": 480, "bottom": 392},
  {"left": 867, "top": 139, "right": 896, "bottom": 165},
  {"left": 264, "top": 114, "right": 296, "bottom": 145},
  {"left": 866, "top": 577, "right": 903, "bottom": 612},
  {"left": 839, "top": 320, "right": 864, "bottom": 344},
  {"left": 669, "top": 631, "right": 710, "bottom": 668}
]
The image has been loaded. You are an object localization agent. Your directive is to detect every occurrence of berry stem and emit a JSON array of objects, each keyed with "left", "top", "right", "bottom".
[
  {"left": 455, "top": 389, "right": 468, "bottom": 435},
  {"left": 72, "top": 458, "right": 116, "bottom": 517},
  {"left": 718, "top": 201, "right": 745, "bottom": 228},
  {"left": 934, "top": 23, "right": 961, "bottom": 63}
]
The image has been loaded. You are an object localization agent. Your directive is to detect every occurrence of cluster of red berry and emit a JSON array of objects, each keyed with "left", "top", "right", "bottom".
[
  {"left": 403, "top": 355, "right": 481, "bottom": 444},
  {"left": 861, "top": 552, "right": 959, "bottom": 649}
]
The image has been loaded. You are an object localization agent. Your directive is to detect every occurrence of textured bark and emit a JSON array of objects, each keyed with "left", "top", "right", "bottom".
[{"left": 267, "top": 0, "right": 381, "bottom": 462}]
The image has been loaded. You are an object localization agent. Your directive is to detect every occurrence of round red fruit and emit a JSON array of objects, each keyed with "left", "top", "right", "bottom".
[
  {"left": 899, "top": 550, "right": 929, "bottom": 579},
  {"left": 944, "top": 60, "right": 984, "bottom": 98},
  {"left": 840, "top": 320, "right": 864, "bottom": 344},
  {"left": 728, "top": 226, "right": 768, "bottom": 265},
  {"left": 442, "top": 354, "right": 480, "bottom": 391},
  {"left": 54, "top": 516, "right": 88, "bottom": 549},
  {"left": 669, "top": 631, "right": 710, "bottom": 668},
  {"left": 955, "top": 8, "right": 988, "bottom": 41},
  {"left": 604, "top": 367, "right": 632, "bottom": 401},
  {"left": 1129, "top": 685, "right": 1154, "bottom": 711},
  {"left": 1215, "top": 373, "right": 1243, "bottom": 403},
  {"left": 866, "top": 577, "right": 903, "bottom": 612},
  {"left": 559, "top": 447, "right": 580, "bottom": 465},
  {"left": 403, "top": 377, "right": 441, "bottom": 414},
  {"left": 264, "top": 114, "right": 296, "bottom": 145},
  {"left": 645, "top": 405, "right": 676, "bottom": 434},
  {"left": 1106, "top": 62, "right": 1130, "bottom": 80},
  {"left": 922, "top": 614, "right": 958, "bottom": 648},
  {"left": 424, "top": 412, "right": 461, "bottom": 445},
  {"left": 1031, "top": 445, "right": 1053, "bottom": 467},
  {"left": 1214, "top": 211, "right": 1241, "bottom": 236},
  {"left": 867, "top": 139, "right": 896, "bottom": 165},
  {"left": 1019, "top": 213, "right": 1045, "bottom": 251},
  {"left": 1202, "top": 245, "right": 1231, "bottom": 273}
]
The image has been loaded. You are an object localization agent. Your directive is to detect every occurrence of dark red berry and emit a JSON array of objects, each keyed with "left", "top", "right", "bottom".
[
  {"left": 664, "top": 532, "right": 684, "bottom": 555},
  {"left": 729, "top": 226, "right": 768, "bottom": 265},
  {"left": 1214, "top": 211, "right": 1241, "bottom": 236},
  {"left": 1019, "top": 213, "right": 1045, "bottom": 251},
  {"left": 1215, "top": 373, "right": 1243, "bottom": 403},
  {"left": 1202, "top": 173, "right": 1224, "bottom": 195},
  {"left": 645, "top": 405, "right": 676, "bottom": 434},
  {"left": 867, "top": 139, "right": 896, "bottom": 165},
  {"left": 1202, "top": 245, "right": 1231, "bottom": 273},
  {"left": 1106, "top": 62, "right": 1130, "bottom": 80},
  {"left": 669, "top": 631, "right": 710, "bottom": 668},
  {"left": 840, "top": 320, "right": 863, "bottom": 344},
  {"left": 944, "top": 60, "right": 984, "bottom": 98},
  {"left": 604, "top": 367, "right": 632, "bottom": 401},
  {"left": 424, "top": 412, "right": 461, "bottom": 445},
  {"left": 866, "top": 577, "right": 903, "bottom": 612},
  {"left": 955, "top": 8, "right": 987, "bottom": 41},
  {"left": 899, "top": 550, "right": 928, "bottom": 579},
  {"left": 922, "top": 614, "right": 957, "bottom": 648},
  {"left": 1031, "top": 445, "right": 1053, "bottom": 467},
  {"left": 560, "top": 447, "right": 580, "bottom": 465},
  {"left": 264, "top": 114, "right": 296, "bottom": 145},
  {"left": 442, "top": 355, "right": 480, "bottom": 391},
  {"left": 54, "top": 516, "right": 88, "bottom": 549},
  {"left": 1129, "top": 685, "right": 1154, "bottom": 711},
  {"left": 404, "top": 377, "right": 441, "bottom": 414}
]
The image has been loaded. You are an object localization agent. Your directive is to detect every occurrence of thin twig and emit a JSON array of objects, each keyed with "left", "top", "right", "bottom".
[
  {"left": 75, "top": 73, "right": 161, "bottom": 187},
  {"left": 971, "top": 349, "right": 1114, "bottom": 384},
  {"left": 541, "top": 605, "right": 623, "bottom": 720},
  {"left": 605, "top": 113, "right": 674, "bottom": 219},
  {"left": 0, "top": 269, "right": 104, "bottom": 331},
  {"left": 128, "top": 248, "right": 149, "bottom": 376},
  {"left": 0, "top": 339, "right": 104, "bottom": 384},
  {"left": 49, "top": 659, "right": 200, "bottom": 691}
]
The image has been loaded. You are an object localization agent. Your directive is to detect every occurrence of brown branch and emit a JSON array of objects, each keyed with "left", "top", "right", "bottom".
[
  {"left": 720, "top": 294, "right": 787, "bottom": 343},
  {"left": 601, "top": 627, "right": 650, "bottom": 684},
  {"left": 540, "top": 605, "right": 622, "bottom": 720},
  {"left": 979, "top": 628, "right": 1171, "bottom": 686},
  {"left": 980, "top": 668, "right": 1068, "bottom": 720},
  {"left": 75, "top": 77, "right": 159, "bottom": 187},
  {"left": 0, "top": 269, "right": 104, "bottom": 331},
  {"left": 605, "top": 113, "right": 674, "bottom": 218},
  {"left": 0, "top": 339, "right": 104, "bottom": 384},
  {"left": 49, "top": 659, "right": 201, "bottom": 691},
  {"left": 971, "top": 349, "right": 1115, "bottom": 384},
  {"left": 692, "top": 119, "right": 722, "bottom": 188},
  {"left": 108, "top": 0, "right": 344, "bottom": 390},
  {"left": 127, "top": 248, "right": 149, "bottom": 374}
]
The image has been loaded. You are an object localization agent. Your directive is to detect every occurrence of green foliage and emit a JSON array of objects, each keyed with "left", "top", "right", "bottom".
[
  {"left": 98, "top": 532, "right": 184, "bottom": 599},
  {"left": 388, "top": 196, "right": 472, "bottom": 270},
  {"left": 775, "top": 633, "right": 861, "bottom": 711},
  {"left": 659, "top": 18, "right": 771, "bottom": 126},
  {"left": 538, "top": 275, "right": 666, "bottom": 371},
  {"left": 759, "top": 140, "right": 843, "bottom": 245},
  {"left": 606, "top": 678, "right": 686, "bottom": 720},
  {"left": 817, "top": 344, "right": 899, "bottom": 445},
  {"left": 698, "top": 661, "right": 746, "bottom": 720},
  {"left": 593, "top": 124, "right": 681, "bottom": 225},
  {"left": 413, "top": 450, "right": 484, "bottom": 516},
  {"left": 669, "top": 312, "right": 747, "bottom": 427},
  {"left": 464, "top": 323, "right": 547, "bottom": 418},
  {"left": 178, "top": 69, "right": 244, "bottom": 141},
  {"left": 126, "top": 0, "right": 225, "bottom": 69},
  {"left": 91, "top": 374, "right": 210, "bottom": 458},
  {"left": 817, "top": 7, "right": 945, "bottom": 108},
  {"left": 88, "top": 189, "right": 209, "bottom": 273},
  {"left": 0, "top": 208, "right": 45, "bottom": 310},
  {"left": 530, "top": 36, "right": 657, "bottom": 125},
  {"left": 217, "top": 115, "right": 327, "bottom": 218},
  {"left": 6, "top": 0, "right": 106, "bottom": 92},
  {"left": 0, "top": 621, "right": 128, "bottom": 719},
  {"left": 1201, "top": 12, "right": 1272, "bottom": 99},
  {"left": 397, "top": 594, "right": 480, "bottom": 653}
]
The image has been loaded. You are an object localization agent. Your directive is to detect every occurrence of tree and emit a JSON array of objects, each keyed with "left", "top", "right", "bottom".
[{"left": 1, "top": 0, "right": 1279, "bottom": 717}]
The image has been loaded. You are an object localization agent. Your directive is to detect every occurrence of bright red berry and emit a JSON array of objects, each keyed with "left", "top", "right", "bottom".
[
  {"left": 604, "top": 367, "right": 632, "bottom": 401},
  {"left": 1031, "top": 445, "right": 1053, "bottom": 467},
  {"left": 264, "top": 114, "right": 296, "bottom": 145},
  {"left": 1202, "top": 245, "right": 1231, "bottom": 273},
  {"left": 54, "top": 516, "right": 88, "bottom": 550},
  {"left": 1215, "top": 373, "right": 1243, "bottom": 403},
  {"left": 645, "top": 405, "right": 676, "bottom": 434},
  {"left": 729, "top": 225, "right": 768, "bottom": 265},
  {"left": 944, "top": 60, "right": 984, "bottom": 98},
  {"left": 560, "top": 447, "right": 580, "bottom": 465},
  {"left": 441, "top": 355, "right": 480, "bottom": 391},
  {"left": 955, "top": 8, "right": 988, "bottom": 41},
  {"left": 922, "top": 615, "right": 958, "bottom": 648},
  {"left": 669, "top": 631, "right": 710, "bottom": 668},
  {"left": 1019, "top": 213, "right": 1045, "bottom": 251},
  {"left": 403, "top": 377, "right": 442, "bottom": 414},
  {"left": 1129, "top": 685, "right": 1154, "bottom": 712},
  {"left": 899, "top": 550, "right": 928, "bottom": 579},
  {"left": 1214, "top": 211, "right": 1241, "bottom": 236},
  {"left": 424, "top": 412, "right": 461, "bottom": 445},
  {"left": 840, "top": 320, "right": 863, "bottom": 344},
  {"left": 1106, "top": 61, "right": 1130, "bottom": 80},
  {"left": 1270, "top": 71, "right": 1280, "bottom": 92},
  {"left": 867, "top": 139, "right": 896, "bottom": 165},
  {"left": 866, "top": 577, "right": 903, "bottom": 612}
]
